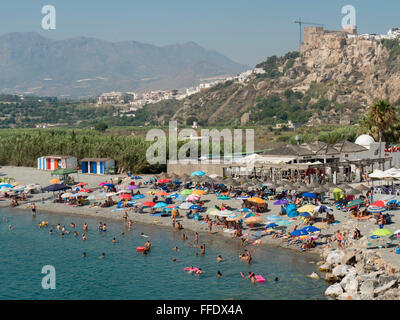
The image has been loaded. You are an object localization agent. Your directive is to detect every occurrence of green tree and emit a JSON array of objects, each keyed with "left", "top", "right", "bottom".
[
  {"left": 94, "top": 122, "right": 108, "bottom": 132},
  {"left": 360, "top": 100, "right": 399, "bottom": 168}
]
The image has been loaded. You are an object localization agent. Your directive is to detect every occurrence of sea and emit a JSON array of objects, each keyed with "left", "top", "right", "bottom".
[{"left": 0, "top": 208, "right": 327, "bottom": 300}]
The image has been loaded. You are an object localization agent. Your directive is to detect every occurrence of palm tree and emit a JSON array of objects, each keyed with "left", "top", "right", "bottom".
[{"left": 360, "top": 100, "right": 398, "bottom": 169}]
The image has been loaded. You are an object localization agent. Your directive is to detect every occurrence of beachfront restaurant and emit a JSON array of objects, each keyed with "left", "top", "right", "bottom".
[
  {"left": 37, "top": 155, "right": 78, "bottom": 171},
  {"left": 80, "top": 158, "right": 115, "bottom": 175}
]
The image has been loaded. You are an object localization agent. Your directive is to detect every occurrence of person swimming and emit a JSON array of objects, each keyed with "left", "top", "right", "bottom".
[
  {"left": 195, "top": 268, "right": 203, "bottom": 275},
  {"left": 217, "top": 255, "right": 223, "bottom": 262},
  {"left": 82, "top": 233, "right": 87, "bottom": 241},
  {"left": 173, "top": 246, "right": 179, "bottom": 251},
  {"left": 112, "top": 237, "right": 116, "bottom": 243},
  {"left": 82, "top": 252, "right": 87, "bottom": 258},
  {"left": 141, "top": 233, "right": 149, "bottom": 238},
  {"left": 49, "top": 229, "right": 53, "bottom": 235},
  {"left": 100, "top": 253, "right": 106, "bottom": 258},
  {"left": 217, "top": 271, "right": 222, "bottom": 278},
  {"left": 172, "top": 258, "right": 177, "bottom": 262},
  {"left": 74, "top": 231, "right": 79, "bottom": 237}
]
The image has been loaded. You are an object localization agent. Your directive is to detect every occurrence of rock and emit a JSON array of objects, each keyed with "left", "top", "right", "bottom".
[
  {"left": 344, "top": 278, "right": 359, "bottom": 296},
  {"left": 316, "top": 261, "right": 325, "bottom": 266},
  {"left": 340, "top": 271, "right": 357, "bottom": 288},
  {"left": 318, "top": 263, "right": 331, "bottom": 272},
  {"left": 378, "top": 275, "right": 397, "bottom": 286},
  {"left": 359, "top": 271, "right": 384, "bottom": 282},
  {"left": 325, "top": 273, "right": 340, "bottom": 284},
  {"left": 373, "top": 280, "right": 397, "bottom": 296},
  {"left": 325, "top": 283, "right": 343, "bottom": 297},
  {"left": 359, "top": 293, "right": 374, "bottom": 300},
  {"left": 332, "top": 265, "right": 356, "bottom": 278},
  {"left": 359, "top": 279, "right": 377, "bottom": 297},
  {"left": 309, "top": 272, "right": 320, "bottom": 279},
  {"left": 326, "top": 250, "right": 345, "bottom": 266},
  {"left": 337, "top": 292, "right": 351, "bottom": 300},
  {"left": 341, "top": 251, "right": 357, "bottom": 266}
]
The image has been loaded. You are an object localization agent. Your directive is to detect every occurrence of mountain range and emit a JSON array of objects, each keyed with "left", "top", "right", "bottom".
[{"left": 0, "top": 32, "right": 247, "bottom": 98}]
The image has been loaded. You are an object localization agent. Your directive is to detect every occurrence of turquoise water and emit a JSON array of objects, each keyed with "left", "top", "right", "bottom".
[{"left": 0, "top": 208, "right": 327, "bottom": 300}]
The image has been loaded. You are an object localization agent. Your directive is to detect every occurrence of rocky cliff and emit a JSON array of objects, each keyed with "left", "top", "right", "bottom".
[{"left": 141, "top": 27, "right": 400, "bottom": 127}]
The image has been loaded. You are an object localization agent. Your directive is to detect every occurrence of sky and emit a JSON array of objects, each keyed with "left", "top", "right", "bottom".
[{"left": 0, "top": 0, "right": 399, "bottom": 66}]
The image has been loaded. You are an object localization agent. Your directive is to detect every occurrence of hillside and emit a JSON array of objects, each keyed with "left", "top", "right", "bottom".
[
  {"left": 139, "top": 27, "right": 400, "bottom": 127},
  {"left": 0, "top": 32, "right": 246, "bottom": 98}
]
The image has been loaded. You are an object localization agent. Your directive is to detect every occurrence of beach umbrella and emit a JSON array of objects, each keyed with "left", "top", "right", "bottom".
[
  {"left": 245, "top": 216, "right": 262, "bottom": 224},
  {"left": 372, "top": 229, "right": 393, "bottom": 237},
  {"left": 355, "top": 184, "right": 370, "bottom": 192},
  {"left": 190, "top": 205, "right": 202, "bottom": 210},
  {"left": 266, "top": 223, "right": 278, "bottom": 228},
  {"left": 217, "top": 195, "right": 231, "bottom": 200},
  {"left": 206, "top": 208, "right": 220, "bottom": 215},
  {"left": 248, "top": 197, "right": 265, "bottom": 204},
  {"left": 367, "top": 206, "right": 385, "bottom": 214},
  {"left": 87, "top": 195, "right": 96, "bottom": 200},
  {"left": 371, "top": 200, "right": 385, "bottom": 207},
  {"left": 180, "top": 189, "right": 193, "bottom": 195},
  {"left": 157, "top": 179, "right": 171, "bottom": 184},
  {"left": 131, "top": 176, "right": 142, "bottom": 179},
  {"left": 302, "top": 192, "right": 317, "bottom": 199},
  {"left": 105, "top": 192, "right": 117, "bottom": 197},
  {"left": 217, "top": 210, "right": 234, "bottom": 217},
  {"left": 192, "top": 190, "right": 206, "bottom": 196},
  {"left": 49, "top": 178, "right": 60, "bottom": 184},
  {"left": 186, "top": 195, "right": 200, "bottom": 202},
  {"left": 156, "top": 191, "right": 170, "bottom": 196},
  {"left": 298, "top": 204, "right": 316, "bottom": 213},
  {"left": 179, "top": 202, "right": 193, "bottom": 210},
  {"left": 119, "top": 194, "right": 132, "bottom": 200},
  {"left": 345, "top": 187, "right": 361, "bottom": 195},
  {"left": 313, "top": 222, "right": 329, "bottom": 229},
  {"left": 42, "top": 184, "right": 71, "bottom": 192},
  {"left": 153, "top": 202, "right": 167, "bottom": 208},
  {"left": 176, "top": 195, "right": 187, "bottom": 202},
  {"left": 274, "top": 199, "right": 288, "bottom": 205},
  {"left": 51, "top": 168, "right": 77, "bottom": 176},
  {"left": 131, "top": 194, "right": 145, "bottom": 200},
  {"left": 266, "top": 215, "right": 282, "bottom": 221},
  {"left": 61, "top": 192, "right": 73, "bottom": 198},
  {"left": 226, "top": 214, "right": 241, "bottom": 221},
  {"left": 237, "top": 208, "right": 251, "bottom": 212},
  {"left": 74, "top": 182, "right": 88, "bottom": 187},
  {"left": 190, "top": 171, "right": 206, "bottom": 176},
  {"left": 102, "top": 183, "right": 114, "bottom": 188},
  {"left": 347, "top": 199, "right": 364, "bottom": 207},
  {"left": 314, "top": 205, "right": 332, "bottom": 213},
  {"left": 235, "top": 196, "right": 250, "bottom": 200},
  {"left": 142, "top": 201, "right": 156, "bottom": 207},
  {"left": 291, "top": 229, "right": 309, "bottom": 236},
  {"left": 125, "top": 185, "right": 139, "bottom": 191},
  {"left": 299, "top": 212, "right": 311, "bottom": 218},
  {"left": 244, "top": 212, "right": 257, "bottom": 218},
  {"left": 275, "top": 220, "right": 292, "bottom": 226},
  {"left": 302, "top": 226, "right": 320, "bottom": 233}
]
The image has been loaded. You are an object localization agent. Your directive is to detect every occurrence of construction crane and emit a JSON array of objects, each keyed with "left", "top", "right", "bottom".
[{"left": 294, "top": 18, "right": 324, "bottom": 48}]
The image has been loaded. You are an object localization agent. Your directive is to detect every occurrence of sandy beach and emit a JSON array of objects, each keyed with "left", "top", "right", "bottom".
[{"left": 0, "top": 165, "right": 399, "bottom": 272}]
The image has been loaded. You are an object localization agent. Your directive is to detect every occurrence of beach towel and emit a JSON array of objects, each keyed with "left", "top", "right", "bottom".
[{"left": 111, "top": 208, "right": 124, "bottom": 212}]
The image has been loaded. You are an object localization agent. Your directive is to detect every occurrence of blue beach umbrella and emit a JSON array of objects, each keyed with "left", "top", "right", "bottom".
[
  {"left": 190, "top": 205, "right": 202, "bottom": 210},
  {"left": 131, "top": 194, "right": 145, "bottom": 200},
  {"left": 236, "top": 196, "right": 250, "bottom": 200},
  {"left": 217, "top": 196, "right": 231, "bottom": 200},
  {"left": 286, "top": 204, "right": 299, "bottom": 218},
  {"left": 266, "top": 223, "right": 278, "bottom": 228},
  {"left": 291, "top": 229, "right": 309, "bottom": 237},
  {"left": 153, "top": 202, "right": 167, "bottom": 208},
  {"left": 0, "top": 184, "right": 13, "bottom": 189},
  {"left": 266, "top": 215, "right": 282, "bottom": 221},
  {"left": 299, "top": 212, "right": 311, "bottom": 218},
  {"left": 302, "top": 226, "right": 320, "bottom": 233},
  {"left": 191, "top": 171, "right": 206, "bottom": 176},
  {"left": 169, "top": 194, "right": 179, "bottom": 198},
  {"left": 131, "top": 176, "right": 142, "bottom": 179},
  {"left": 302, "top": 192, "right": 318, "bottom": 199}
]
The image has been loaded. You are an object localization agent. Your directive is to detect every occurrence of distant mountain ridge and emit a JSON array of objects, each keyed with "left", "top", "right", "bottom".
[{"left": 0, "top": 32, "right": 247, "bottom": 98}]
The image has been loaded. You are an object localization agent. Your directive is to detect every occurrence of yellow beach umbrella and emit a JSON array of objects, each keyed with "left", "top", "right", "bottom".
[
  {"left": 50, "top": 178, "right": 60, "bottom": 184},
  {"left": 298, "top": 204, "right": 316, "bottom": 213},
  {"left": 248, "top": 197, "right": 266, "bottom": 204}
]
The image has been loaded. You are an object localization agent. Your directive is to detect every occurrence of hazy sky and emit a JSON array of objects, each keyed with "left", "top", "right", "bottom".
[{"left": 0, "top": 0, "right": 399, "bottom": 66}]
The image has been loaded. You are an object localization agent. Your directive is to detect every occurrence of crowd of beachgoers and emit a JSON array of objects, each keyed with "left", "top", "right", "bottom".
[{"left": 1, "top": 166, "right": 400, "bottom": 298}]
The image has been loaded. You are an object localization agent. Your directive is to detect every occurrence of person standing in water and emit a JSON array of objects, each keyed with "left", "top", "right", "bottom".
[
  {"left": 194, "top": 232, "right": 199, "bottom": 244},
  {"left": 83, "top": 223, "right": 88, "bottom": 232},
  {"left": 31, "top": 204, "right": 37, "bottom": 217}
]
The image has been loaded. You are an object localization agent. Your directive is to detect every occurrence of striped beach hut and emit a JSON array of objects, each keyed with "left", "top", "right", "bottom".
[
  {"left": 80, "top": 158, "right": 115, "bottom": 175},
  {"left": 37, "top": 155, "right": 78, "bottom": 171}
]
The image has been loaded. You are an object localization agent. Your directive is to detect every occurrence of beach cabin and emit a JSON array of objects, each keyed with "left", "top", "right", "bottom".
[
  {"left": 37, "top": 155, "right": 78, "bottom": 171},
  {"left": 80, "top": 158, "right": 115, "bottom": 175}
]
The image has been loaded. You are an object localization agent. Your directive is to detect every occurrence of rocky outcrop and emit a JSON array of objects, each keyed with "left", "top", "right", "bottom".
[{"left": 320, "top": 248, "right": 400, "bottom": 300}]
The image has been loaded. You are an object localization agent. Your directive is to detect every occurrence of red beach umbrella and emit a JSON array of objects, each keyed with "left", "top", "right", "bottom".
[
  {"left": 119, "top": 194, "right": 132, "bottom": 200},
  {"left": 142, "top": 201, "right": 156, "bottom": 207},
  {"left": 157, "top": 179, "right": 171, "bottom": 184}
]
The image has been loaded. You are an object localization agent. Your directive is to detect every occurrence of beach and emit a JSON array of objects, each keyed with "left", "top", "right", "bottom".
[{"left": 1, "top": 165, "right": 400, "bottom": 299}]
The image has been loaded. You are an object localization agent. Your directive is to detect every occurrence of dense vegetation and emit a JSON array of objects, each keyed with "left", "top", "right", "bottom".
[
  {"left": 255, "top": 51, "right": 300, "bottom": 79},
  {"left": 0, "top": 129, "right": 165, "bottom": 173}
]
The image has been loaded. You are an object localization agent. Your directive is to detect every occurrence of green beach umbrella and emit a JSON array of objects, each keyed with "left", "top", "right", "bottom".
[
  {"left": 180, "top": 189, "right": 193, "bottom": 195},
  {"left": 372, "top": 229, "right": 393, "bottom": 237},
  {"left": 51, "top": 168, "right": 78, "bottom": 176},
  {"left": 347, "top": 199, "right": 364, "bottom": 207}
]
